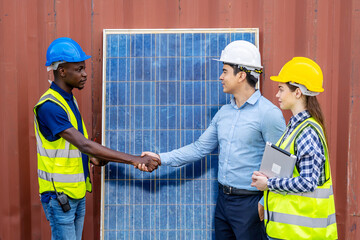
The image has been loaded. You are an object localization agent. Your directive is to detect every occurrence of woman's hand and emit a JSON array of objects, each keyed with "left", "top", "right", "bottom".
[
  {"left": 258, "top": 202, "right": 264, "bottom": 221},
  {"left": 251, "top": 171, "right": 269, "bottom": 191}
]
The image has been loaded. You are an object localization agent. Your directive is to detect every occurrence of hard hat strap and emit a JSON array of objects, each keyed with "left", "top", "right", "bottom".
[
  {"left": 238, "top": 66, "right": 263, "bottom": 74},
  {"left": 289, "top": 82, "right": 319, "bottom": 96},
  {"left": 238, "top": 66, "right": 262, "bottom": 81},
  {"left": 47, "top": 61, "right": 66, "bottom": 72}
]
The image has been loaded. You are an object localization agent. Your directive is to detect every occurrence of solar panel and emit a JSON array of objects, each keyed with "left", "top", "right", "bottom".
[{"left": 102, "top": 28, "right": 258, "bottom": 239}]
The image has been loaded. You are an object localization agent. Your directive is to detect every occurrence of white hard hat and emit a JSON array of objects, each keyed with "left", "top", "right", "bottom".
[{"left": 214, "top": 40, "right": 263, "bottom": 69}]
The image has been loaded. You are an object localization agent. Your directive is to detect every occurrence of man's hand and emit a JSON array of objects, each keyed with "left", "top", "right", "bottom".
[
  {"left": 90, "top": 157, "right": 109, "bottom": 166},
  {"left": 251, "top": 171, "right": 269, "bottom": 191},
  {"left": 134, "top": 153, "right": 161, "bottom": 172},
  {"left": 135, "top": 152, "right": 161, "bottom": 172}
]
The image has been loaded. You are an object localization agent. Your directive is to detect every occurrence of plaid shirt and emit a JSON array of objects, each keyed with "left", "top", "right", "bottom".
[{"left": 267, "top": 110, "right": 326, "bottom": 193}]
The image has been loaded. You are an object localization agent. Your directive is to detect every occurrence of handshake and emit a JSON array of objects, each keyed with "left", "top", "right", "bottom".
[
  {"left": 89, "top": 150, "right": 161, "bottom": 172},
  {"left": 134, "top": 151, "right": 161, "bottom": 172}
]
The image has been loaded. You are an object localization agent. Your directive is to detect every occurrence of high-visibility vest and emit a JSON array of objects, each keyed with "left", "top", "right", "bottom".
[
  {"left": 264, "top": 117, "right": 337, "bottom": 239},
  {"left": 34, "top": 88, "right": 92, "bottom": 199}
]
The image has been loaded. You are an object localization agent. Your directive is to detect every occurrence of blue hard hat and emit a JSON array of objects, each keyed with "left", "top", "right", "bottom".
[{"left": 45, "top": 37, "right": 91, "bottom": 66}]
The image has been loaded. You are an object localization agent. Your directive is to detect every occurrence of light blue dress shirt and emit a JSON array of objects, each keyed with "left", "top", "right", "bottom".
[{"left": 160, "top": 90, "right": 286, "bottom": 191}]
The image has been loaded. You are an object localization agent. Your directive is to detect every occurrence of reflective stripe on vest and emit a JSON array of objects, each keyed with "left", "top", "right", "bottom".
[
  {"left": 265, "top": 118, "right": 338, "bottom": 239},
  {"left": 287, "top": 185, "right": 333, "bottom": 199},
  {"left": 282, "top": 121, "right": 325, "bottom": 152},
  {"left": 37, "top": 145, "right": 82, "bottom": 158},
  {"left": 34, "top": 117, "right": 81, "bottom": 159},
  {"left": 38, "top": 169, "right": 85, "bottom": 183},
  {"left": 265, "top": 211, "right": 336, "bottom": 228}
]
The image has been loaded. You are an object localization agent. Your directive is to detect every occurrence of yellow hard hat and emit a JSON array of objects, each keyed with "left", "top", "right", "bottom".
[{"left": 270, "top": 57, "right": 324, "bottom": 93}]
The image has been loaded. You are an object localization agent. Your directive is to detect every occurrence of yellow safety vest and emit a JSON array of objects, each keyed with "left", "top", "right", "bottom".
[
  {"left": 34, "top": 88, "right": 92, "bottom": 199},
  {"left": 264, "top": 117, "right": 337, "bottom": 239}
]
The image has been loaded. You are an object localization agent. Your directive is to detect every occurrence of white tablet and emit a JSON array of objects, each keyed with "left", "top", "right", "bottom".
[{"left": 259, "top": 142, "right": 297, "bottom": 178}]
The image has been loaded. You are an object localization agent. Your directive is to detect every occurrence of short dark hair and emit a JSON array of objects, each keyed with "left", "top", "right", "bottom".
[{"left": 228, "top": 64, "right": 258, "bottom": 88}]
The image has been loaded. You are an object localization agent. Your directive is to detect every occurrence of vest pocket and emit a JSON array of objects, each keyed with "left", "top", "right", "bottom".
[{"left": 54, "top": 158, "right": 80, "bottom": 174}]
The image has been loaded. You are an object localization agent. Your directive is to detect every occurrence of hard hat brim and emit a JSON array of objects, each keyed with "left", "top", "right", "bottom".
[
  {"left": 270, "top": 75, "right": 324, "bottom": 92},
  {"left": 212, "top": 58, "right": 263, "bottom": 69},
  {"left": 270, "top": 75, "right": 287, "bottom": 83},
  {"left": 45, "top": 55, "right": 91, "bottom": 66}
]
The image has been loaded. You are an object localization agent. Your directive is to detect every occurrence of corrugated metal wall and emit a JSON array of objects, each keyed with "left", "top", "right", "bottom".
[{"left": 0, "top": 0, "right": 359, "bottom": 239}]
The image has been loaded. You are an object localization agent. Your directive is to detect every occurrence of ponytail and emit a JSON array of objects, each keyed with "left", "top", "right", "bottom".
[{"left": 306, "top": 96, "right": 328, "bottom": 141}]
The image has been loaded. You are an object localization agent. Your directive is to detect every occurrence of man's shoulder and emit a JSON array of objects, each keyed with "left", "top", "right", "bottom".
[
  {"left": 257, "top": 95, "right": 280, "bottom": 111},
  {"left": 220, "top": 103, "right": 233, "bottom": 109},
  {"left": 256, "top": 96, "right": 284, "bottom": 123},
  {"left": 36, "top": 100, "right": 68, "bottom": 122},
  {"left": 37, "top": 100, "right": 63, "bottom": 112},
  {"left": 208, "top": 104, "right": 233, "bottom": 122},
  {"left": 217, "top": 103, "right": 235, "bottom": 113}
]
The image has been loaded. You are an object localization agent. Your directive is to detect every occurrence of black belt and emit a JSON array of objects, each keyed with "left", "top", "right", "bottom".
[{"left": 219, "top": 183, "right": 262, "bottom": 195}]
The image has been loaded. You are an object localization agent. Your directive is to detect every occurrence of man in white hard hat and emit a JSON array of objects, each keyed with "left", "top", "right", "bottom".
[{"left": 141, "top": 40, "right": 285, "bottom": 239}]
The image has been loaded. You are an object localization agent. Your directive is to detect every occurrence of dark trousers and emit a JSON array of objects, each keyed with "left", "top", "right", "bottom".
[{"left": 215, "top": 190, "right": 267, "bottom": 240}]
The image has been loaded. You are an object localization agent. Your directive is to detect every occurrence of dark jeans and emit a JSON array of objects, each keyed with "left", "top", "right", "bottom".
[{"left": 215, "top": 190, "right": 267, "bottom": 240}]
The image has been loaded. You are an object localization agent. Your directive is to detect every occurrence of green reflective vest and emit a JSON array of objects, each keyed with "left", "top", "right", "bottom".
[
  {"left": 264, "top": 117, "right": 337, "bottom": 239},
  {"left": 34, "top": 88, "right": 92, "bottom": 199}
]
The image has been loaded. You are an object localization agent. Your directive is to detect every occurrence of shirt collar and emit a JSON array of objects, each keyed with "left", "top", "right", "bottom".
[
  {"left": 230, "top": 90, "right": 261, "bottom": 109},
  {"left": 288, "top": 110, "right": 311, "bottom": 128},
  {"left": 50, "top": 82, "right": 73, "bottom": 101}
]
